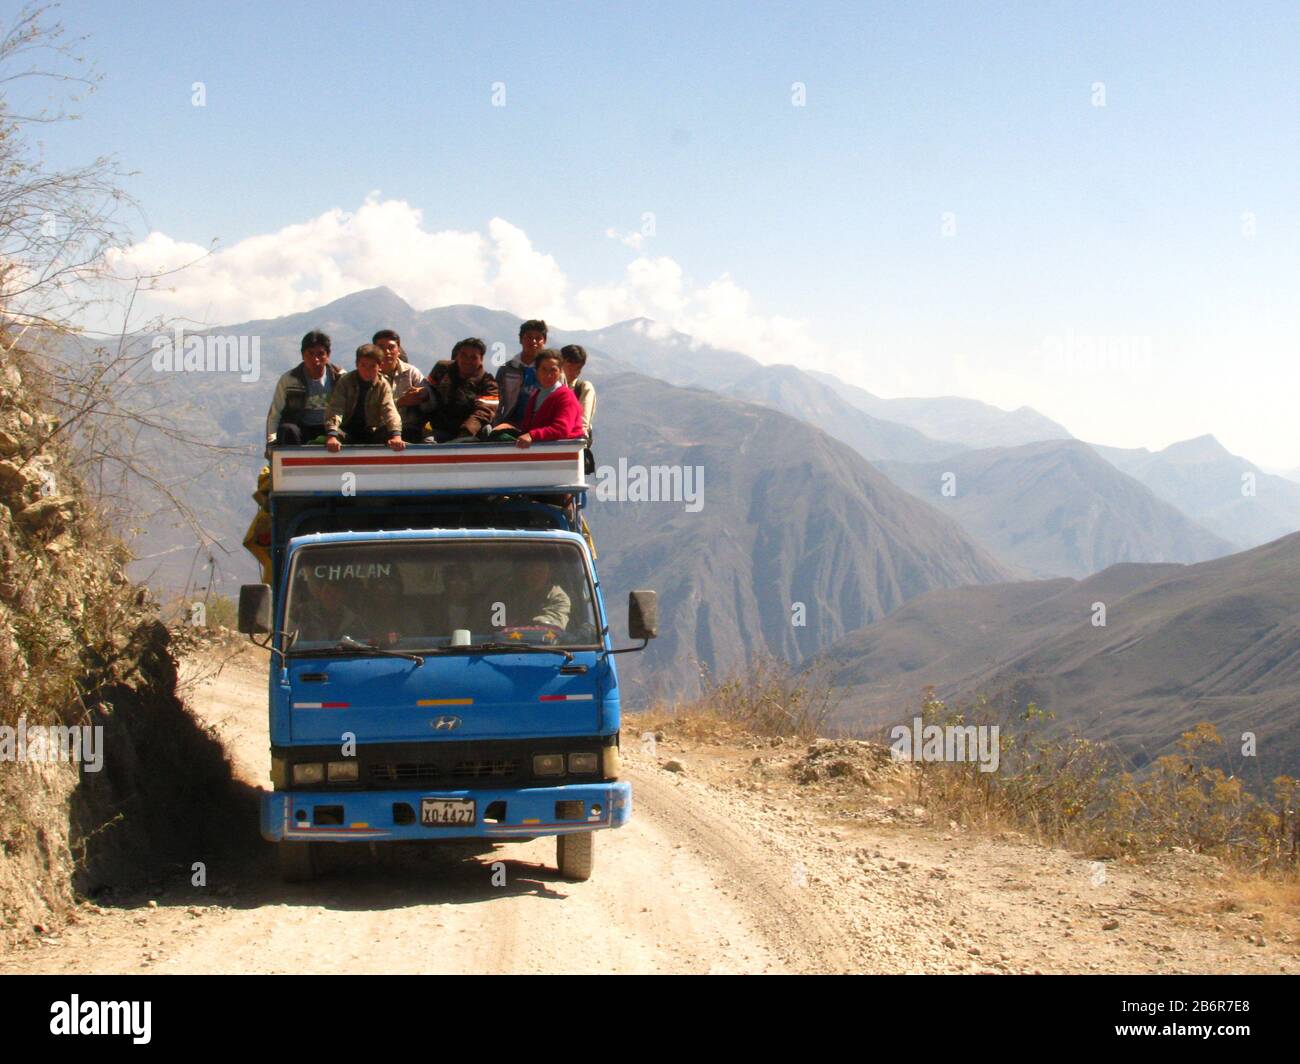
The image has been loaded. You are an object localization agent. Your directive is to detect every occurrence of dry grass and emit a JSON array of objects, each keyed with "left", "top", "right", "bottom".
[
  {"left": 626, "top": 704, "right": 744, "bottom": 745},
  {"left": 1201, "top": 874, "right": 1300, "bottom": 944},
  {"left": 636, "top": 665, "right": 1299, "bottom": 895},
  {"left": 664, "top": 655, "right": 841, "bottom": 739},
  {"left": 873, "top": 689, "right": 1299, "bottom": 881}
]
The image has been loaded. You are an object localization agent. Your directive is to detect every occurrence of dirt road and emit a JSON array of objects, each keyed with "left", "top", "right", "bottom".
[{"left": 1, "top": 645, "right": 1295, "bottom": 974}]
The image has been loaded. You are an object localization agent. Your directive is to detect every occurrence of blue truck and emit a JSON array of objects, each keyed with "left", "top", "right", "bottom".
[{"left": 237, "top": 440, "right": 656, "bottom": 882}]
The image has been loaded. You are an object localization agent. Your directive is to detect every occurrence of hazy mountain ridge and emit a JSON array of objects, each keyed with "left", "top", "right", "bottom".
[
  {"left": 568, "top": 318, "right": 1068, "bottom": 456},
  {"left": 806, "top": 370, "right": 1075, "bottom": 449},
  {"left": 880, "top": 439, "right": 1236, "bottom": 578},
  {"left": 717, "top": 363, "right": 964, "bottom": 463},
  {"left": 1093, "top": 435, "right": 1300, "bottom": 550}
]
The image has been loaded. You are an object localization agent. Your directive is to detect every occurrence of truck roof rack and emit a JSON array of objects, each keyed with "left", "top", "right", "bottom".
[{"left": 270, "top": 440, "right": 587, "bottom": 496}]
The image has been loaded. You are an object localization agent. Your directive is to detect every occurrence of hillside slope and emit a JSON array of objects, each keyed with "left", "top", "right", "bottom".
[{"left": 822, "top": 534, "right": 1300, "bottom": 779}]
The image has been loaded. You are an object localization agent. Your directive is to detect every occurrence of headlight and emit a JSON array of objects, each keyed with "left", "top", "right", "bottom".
[
  {"left": 533, "top": 754, "right": 565, "bottom": 776},
  {"left": 327, "top": 760, "right": 358, "bottom": 781},
  {"left": 292, "top": 762, "right": 325, "bottom": 785},
  {"left": 568, "top": 753, "right": 598, "bottom": 774}
]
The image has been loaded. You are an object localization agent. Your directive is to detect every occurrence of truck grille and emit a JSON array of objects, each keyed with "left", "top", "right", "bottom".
[
  {"left": 275, "top": 737, "right": 613, "bottom": 791},
  {"left": 369, "top": 758, "right": 521, "bottom": 784}
]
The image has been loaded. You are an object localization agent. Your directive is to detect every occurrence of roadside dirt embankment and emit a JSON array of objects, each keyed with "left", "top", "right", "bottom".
[{"left": 0, "top": 342, "right": 247, "bottom": 948}]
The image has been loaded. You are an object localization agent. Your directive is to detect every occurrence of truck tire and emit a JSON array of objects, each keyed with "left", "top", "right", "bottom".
[
  {"left": 556, "top": 832, "right": 593, "bottom": 881},
  {"left": 279, "top": 840, "right": 316, "bottom": 883}
]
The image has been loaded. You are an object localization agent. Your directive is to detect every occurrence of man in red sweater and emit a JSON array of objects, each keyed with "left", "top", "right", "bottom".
[{"left": 492, "top": 349, "right": 584, "bottom": 448}]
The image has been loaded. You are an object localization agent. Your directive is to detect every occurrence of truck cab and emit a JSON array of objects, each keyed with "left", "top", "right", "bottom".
[{"left": 238, "top": 441, "right": 656, "bottom": 882}]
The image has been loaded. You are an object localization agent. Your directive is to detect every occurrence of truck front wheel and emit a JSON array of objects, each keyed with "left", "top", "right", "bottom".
[
  {"left": 556, "top": 832, "right": 593, "bottom": 881},
  {"left": 278, "top": 840, "right": 316, "bottom": 883}
]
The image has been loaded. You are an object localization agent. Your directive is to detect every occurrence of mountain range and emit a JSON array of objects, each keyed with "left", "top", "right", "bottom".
[
  {"left": 880, "top": 439, "right": 1236, "bottom": 578},
  {"left": 586, "top": 374, "right": 1011, "bottom": 698},
  {"left": 818, "top": 532, "right": 1300, "bottom": 779},
  {"left": 1092, "top": 436, "right": 1300, "bottom": 551},
  {"left": 806, "top": 369, "right": 1075, "bottom": 450}
]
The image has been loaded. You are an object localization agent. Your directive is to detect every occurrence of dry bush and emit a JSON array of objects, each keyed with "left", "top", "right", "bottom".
[
  {"left": 689, "top": 654, "right": 840, "bottom": 739},
  {"left": 1103, "top": 726, "right": 1299, "bottom": 872},
  {"left": 0, "top": 338, "right": 148, "bottom": 731},
  {"left": 903, "top": 689, "right": 1113, "bottom": 837},
  {"left": 902, "top": 689, "right": 1299, "bottom": 878}
]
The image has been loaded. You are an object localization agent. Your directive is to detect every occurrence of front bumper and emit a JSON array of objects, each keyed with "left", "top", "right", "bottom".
[{"left": 260, "top": 781, "right": 632, "bottom": 842}]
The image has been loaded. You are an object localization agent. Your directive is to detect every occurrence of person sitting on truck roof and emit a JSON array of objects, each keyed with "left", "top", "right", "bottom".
[
  {"left": 494, "top": 318, "right": 546, "bottom": 425},
  {"left": 560, "top": 344, "right": 595, "bottom": 438},
  {"left": 373, "top": 329, "right": 429, "bottom": 443},
  {"left": 265, "top": 330, "right": 341, "bottom": 448},
  {"left": 560, "top": 343, "right": 596, "bottom": 474},
  {"left": 490, "top": 349, "right": 584, "bottom": 449},
  {"left": 422, "top": 337, "right": 500, "bottom": 442},
  {"left": 323, "top": 344, "right": 406, "bottom": 452}
]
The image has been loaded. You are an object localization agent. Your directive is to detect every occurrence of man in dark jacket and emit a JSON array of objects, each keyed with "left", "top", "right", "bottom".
[
  {"left": 423, "top": 337, "right": 500, "bottom": 442},
  {"left": 265, "top": 330, "right": 341, "bottom": 447}
]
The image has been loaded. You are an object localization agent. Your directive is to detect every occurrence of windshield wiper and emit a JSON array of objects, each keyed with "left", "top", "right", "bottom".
[
  {"left": 329, "top": 636, "right": 425, "bottom": 666},
  {"left": 433, "top": 641, "right": 574, "bottom": 662}
]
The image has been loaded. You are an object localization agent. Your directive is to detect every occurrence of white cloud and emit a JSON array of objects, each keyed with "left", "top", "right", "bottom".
[
  {"left": 486, "top": 217, "right": 568, "bottom": 320},
  {"left": 105, "top": 197, "right": 494, "bottom": 326},
  {"left": 98, "top": 197, "right": 815, "bottom": 363},
  {"left": 573, "top": 256, "right": 815, "bottom": 357},
  {"left": 604, "top": 226, "right": 646, "bottom": 250}
]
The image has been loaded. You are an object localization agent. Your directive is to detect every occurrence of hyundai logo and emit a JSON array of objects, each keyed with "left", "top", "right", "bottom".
[{"left": 431, "top": 716, "right": 462, "bottom": 731}]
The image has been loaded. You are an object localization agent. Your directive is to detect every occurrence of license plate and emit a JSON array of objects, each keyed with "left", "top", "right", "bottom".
[{"left": 421, "top": 798, "right": 476, "bottom": 826}]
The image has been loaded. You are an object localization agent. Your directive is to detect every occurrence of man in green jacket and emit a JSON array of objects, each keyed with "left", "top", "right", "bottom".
[
  {"left": 265, "top": 330, "right": 341, "bottom": 447},
  {"left": 324, "top": 344, "right": 406, "bottom": 451}
]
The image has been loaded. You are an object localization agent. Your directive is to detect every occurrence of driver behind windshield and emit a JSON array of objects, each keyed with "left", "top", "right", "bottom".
[{"left": 506, "top": 552, "right": 571, "bottom": 632}]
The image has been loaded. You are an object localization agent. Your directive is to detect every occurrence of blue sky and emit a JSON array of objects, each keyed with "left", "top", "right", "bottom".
[{"left": 27, "top": 0, "right": 1300, "bottom": 465}]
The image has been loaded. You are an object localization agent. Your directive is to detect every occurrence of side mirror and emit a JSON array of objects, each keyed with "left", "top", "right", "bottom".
[
  {"left": 238, "top": 584, "right": 272, "bottom": 635},
  {"left": 628, "top": 590, "right": 658, "bottom": 640}
]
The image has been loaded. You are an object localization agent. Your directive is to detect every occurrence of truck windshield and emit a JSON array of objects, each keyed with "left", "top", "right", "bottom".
[{"left": 283, "top": 540, "right": 599, "bottom": 652}]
